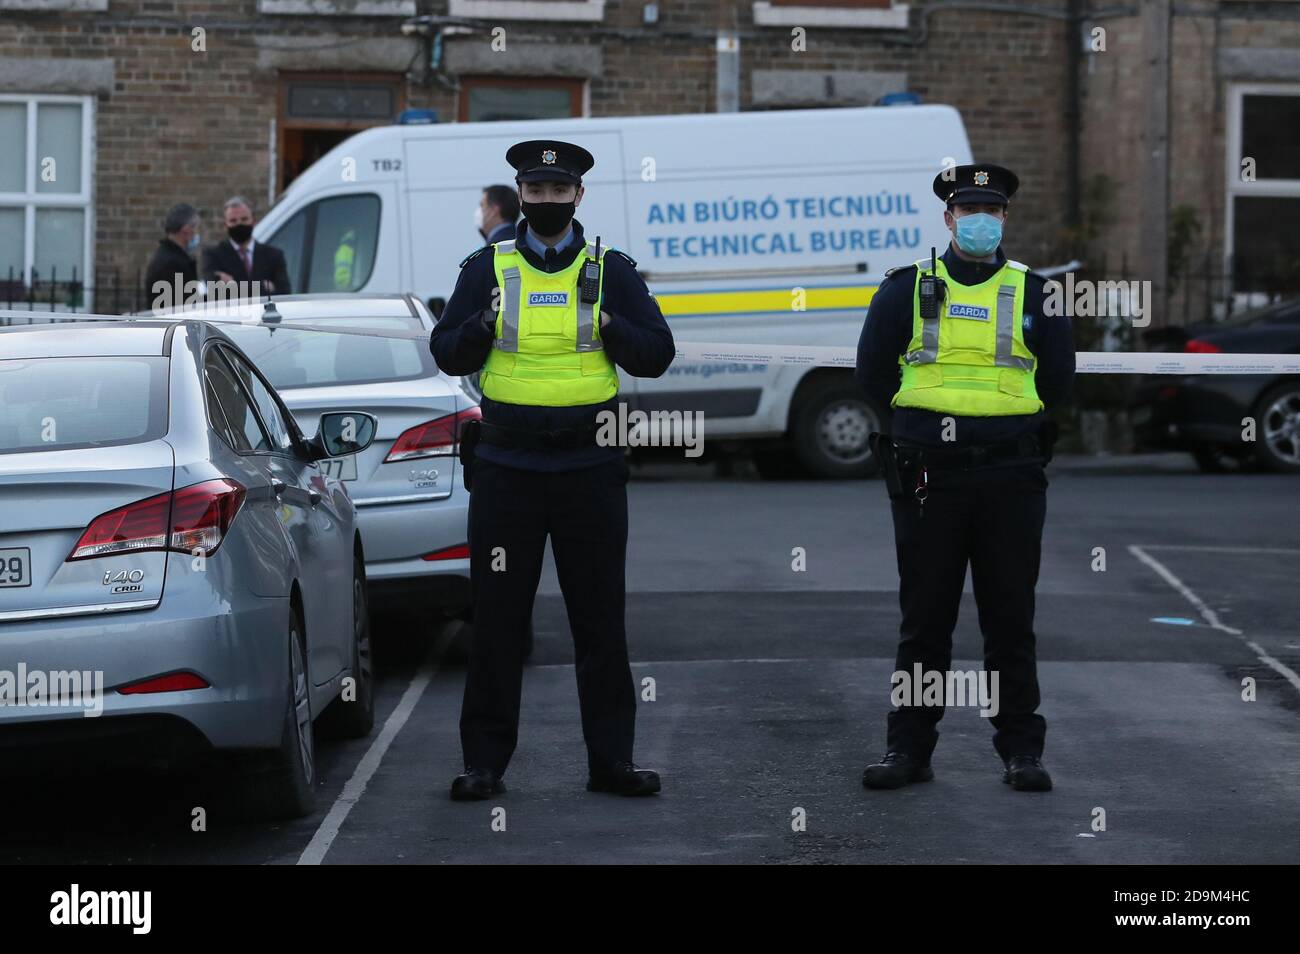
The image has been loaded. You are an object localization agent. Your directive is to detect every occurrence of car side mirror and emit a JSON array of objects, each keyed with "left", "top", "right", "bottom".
[{"left": 310, "top": 411, "right": 377, "bottom": 460}]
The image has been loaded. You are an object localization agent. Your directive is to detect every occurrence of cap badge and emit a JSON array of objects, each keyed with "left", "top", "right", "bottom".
[
  {"left": 973, "top": 170, "right": 990, "bottom": 186},
  {"left": 541, "top": 149, "right": 557, "bottom": 165}
]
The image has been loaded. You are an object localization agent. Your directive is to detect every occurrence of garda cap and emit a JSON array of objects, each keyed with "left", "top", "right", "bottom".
[
  {"left": 932, "top": 163, "right": 1019, "bottom": 206},
  {"left": 506, "top": 139, "right": 595, "bottom": 185}
]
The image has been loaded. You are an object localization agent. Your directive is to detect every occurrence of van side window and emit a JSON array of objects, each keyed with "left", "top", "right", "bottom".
[
  {"left": 307, "top": 194, "right": 380, "bottom": 293},
  {"left": 264, "top": 193, "right": 380, "bottom": 295},
  {"left": 267, "top": 208, "right": 307, "bottom": 296}
]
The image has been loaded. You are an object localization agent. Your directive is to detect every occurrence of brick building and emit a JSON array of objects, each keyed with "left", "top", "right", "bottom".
[{"left": 0, "top": 0, "right": 1296, "bottom": 323}]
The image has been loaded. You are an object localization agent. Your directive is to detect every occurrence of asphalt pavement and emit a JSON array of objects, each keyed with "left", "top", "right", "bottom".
[{"left": 3, "top": 453, "right": 1298, "bottom": 864}]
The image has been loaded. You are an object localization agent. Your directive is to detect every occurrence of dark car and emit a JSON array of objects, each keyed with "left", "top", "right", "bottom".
[{"left": 1132, "top": 298, "right": 1300, "bottom": 472}]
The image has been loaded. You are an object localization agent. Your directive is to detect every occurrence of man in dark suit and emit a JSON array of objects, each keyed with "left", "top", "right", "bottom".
[
  {"left": 202, "top": 195, "right": 292, "bottom": 297},
  {"left": 144, "top": 202, "right": 201, "bottom": 311},
  {"left": 476, "top": 184, "right": 519, "bottom": 247}
]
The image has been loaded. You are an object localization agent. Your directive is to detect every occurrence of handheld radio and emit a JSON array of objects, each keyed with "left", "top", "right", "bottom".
[
  {"left": 918, "top": 246, "right": 947, "bottom": 320},
  {"left": 580, "top": 237, "right": 602, "bottom": 305}
]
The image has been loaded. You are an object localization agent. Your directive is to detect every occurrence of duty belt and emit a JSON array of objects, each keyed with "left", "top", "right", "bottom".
[
  {"left": 896, "top": 433, "right": 1045, "bottom": 470},
  {"left": 479, "top": 421, "right": 602, "bottom": 451}
]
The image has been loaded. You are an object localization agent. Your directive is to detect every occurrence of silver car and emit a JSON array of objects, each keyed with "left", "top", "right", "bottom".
[
  {"left": 155, "top": 294, "right": 478, "bottom": 618},
  {"left": 0, "top": 317, "right": 378, "bottom": 819}
]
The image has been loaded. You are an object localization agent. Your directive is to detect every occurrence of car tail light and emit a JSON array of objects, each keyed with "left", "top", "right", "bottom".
[
  {"left": 118, "top": 672, "right": 210, "bottom": 694},
  {"left": 385, "top": 406, "right": 482, "bottom": 463},
  {"left": 422, "top": 543, "right": 470, "bottom": 561},
  {"left": 1184, "top": 338, "right": 1222, "bottom": 354},
  {"left": 69, "top": 479, "right": 246, "bottom": 561}
]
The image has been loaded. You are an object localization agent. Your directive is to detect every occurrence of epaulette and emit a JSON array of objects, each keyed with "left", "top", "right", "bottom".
[
  {"left": 883, "top": 263, "right": 918, "bottom": 280},
  {"left": 606, "top": 248, "right": 637, "bottom": 269},
  {"left": 459, "top": 246, "right": 490, "bottom": 269}
]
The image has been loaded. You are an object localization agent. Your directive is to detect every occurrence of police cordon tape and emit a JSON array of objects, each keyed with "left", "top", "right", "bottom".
[
  {"left": 669, "top": 341, "right": 1300, "bottom": 375},
  {"left": 230, "top": 321, "right": 1300, "bottom": 374},
  {"left": 9, "top": 314, "right": 1300, "bottom": 375}
]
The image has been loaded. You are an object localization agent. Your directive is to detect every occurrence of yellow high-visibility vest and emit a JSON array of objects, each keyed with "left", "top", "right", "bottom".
[
  {"left": 894, "top": 257, "right": 1043, "bottom": 416},
  {"left": 480, "top": 239, "right": 619, "bottom": 407},
  {"left": 334, "top": 229, "right": 356, "bottom": 291}
]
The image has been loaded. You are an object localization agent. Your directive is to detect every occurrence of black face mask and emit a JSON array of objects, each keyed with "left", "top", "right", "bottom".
[
  {"left": 520, "top": 200, "right": 575, "bottom": 238},
  {"left": 227, "top": 223, "right": 253, "bottom": 244}
]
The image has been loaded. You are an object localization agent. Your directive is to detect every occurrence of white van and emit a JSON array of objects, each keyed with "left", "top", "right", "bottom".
[{"left": 254, "top": 106, "right": 972, "bottom": 477}]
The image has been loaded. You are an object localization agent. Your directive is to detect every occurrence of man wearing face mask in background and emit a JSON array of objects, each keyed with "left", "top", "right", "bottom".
[
  {"left": 144, "top": 203, "right": 201, "bottom": 309},
  {"left": 201, "top": 195, "right": 292, "bottom": 297},
  {"left": 430, "top": 140, "right": 675, "bottom": 802},
  {"left": 476, "top": 184, "right": 519, "bottom": 247},
  {"left": 855, "top": 164, "right": 1075, "bottom": 793}
]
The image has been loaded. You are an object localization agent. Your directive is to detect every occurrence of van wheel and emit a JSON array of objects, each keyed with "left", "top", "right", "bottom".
[
  {"left": 1253, "top": 383, "right": 1300, "bottom": 473},
  {"left": 238, "top": 610, "right": 316, "bottom": 820},
  {"left": 791, "top": 379, "right": 882, "bottom": 478},
  {"left": 319, "top": 556, "right": 375, "bottom": 740}
]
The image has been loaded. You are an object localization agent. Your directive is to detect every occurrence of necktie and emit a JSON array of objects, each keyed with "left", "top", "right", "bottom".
[
  {"left": 544, "top": 247, "right": 558, "bottom": 268},
  {"left": 240, "top": 247, "right": 252, "bottom": 276}
]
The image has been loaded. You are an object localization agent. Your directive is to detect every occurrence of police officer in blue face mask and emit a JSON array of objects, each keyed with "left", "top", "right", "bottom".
[{"left": 855, "top": 164, "right": 1076, "bottom": 793}]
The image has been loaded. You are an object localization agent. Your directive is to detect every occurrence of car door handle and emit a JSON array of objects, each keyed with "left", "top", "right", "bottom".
[
  {"left": 308, "top": 488, "right": 321, "bottom": 507},
  {"left": 271, "top": 477, "right": 287, "bottom": 497}
]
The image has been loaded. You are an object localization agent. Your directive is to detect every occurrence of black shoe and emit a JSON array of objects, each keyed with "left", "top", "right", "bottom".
[
  {"left": 1003, "top": 755, "right": 1052, "bottom": 791},
  {"left": 587, "top": 761, "right": 661, "bottom": 796},
  {"left": 450, "top": 767, "right": 506, "bottom": 801},
  {"left": 862, "top": 751, "right": 934, "bottom": 790}
]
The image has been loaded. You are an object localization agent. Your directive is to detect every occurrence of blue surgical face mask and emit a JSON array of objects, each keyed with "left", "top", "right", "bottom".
[
  {"left": 953, "top": 212, "right": 1003, "bottom": 257},
  {"left": 186, "top": 232, "right": 201, "bottom": 253}
]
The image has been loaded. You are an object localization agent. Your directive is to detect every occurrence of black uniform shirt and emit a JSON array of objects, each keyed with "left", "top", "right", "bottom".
[
  {"left": 429, "top": 218, "right": 677, "bottom": 471},
  {"left": 855, "top": 244, "right": 1075, "bottom": 447}
]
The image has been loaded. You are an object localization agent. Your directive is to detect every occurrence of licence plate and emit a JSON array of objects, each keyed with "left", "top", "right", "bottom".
[
  {"left": 0, "top": 548, "right": 31, "bottom": 588},
  {"left": 320, "top": 456, "right": 358, "bottom": 481}
]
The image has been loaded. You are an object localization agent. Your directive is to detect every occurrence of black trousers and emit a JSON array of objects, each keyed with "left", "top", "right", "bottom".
[
  {"left": 885, "top": 461, "right": 1048, "bottom": 762},
  {"left": 460, "top": 456, "right": 635, "bottom": 776}
]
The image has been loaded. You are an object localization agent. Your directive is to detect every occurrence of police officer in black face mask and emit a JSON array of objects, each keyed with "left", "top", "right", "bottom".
[{"left": 430, "top": 140, "right": 676, "bottom": 801}]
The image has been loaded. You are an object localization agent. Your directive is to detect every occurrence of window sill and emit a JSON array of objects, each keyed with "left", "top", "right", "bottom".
[
  {"left": 751, "top": 2, "right": 910, "bottom": 30},
  {"left": 257, "top": 0, "right": 417, "bottom": 15},
  {"left": 448, "top": 0, "right": 605, "bottom": 22},
  {"left": 0, "top": 0, "right": 109, "bottom": 10}
]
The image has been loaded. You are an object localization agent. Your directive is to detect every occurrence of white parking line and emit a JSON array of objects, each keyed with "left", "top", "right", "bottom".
[
  {"left": 297, "top": 623, "right": 458, "bottom": 866},
  {"left": 1128, "top": 544, "right": 1300, "bottom": 695},
  {"left": 1134, "top": 544, "right": 1300, "bottom": 556}
]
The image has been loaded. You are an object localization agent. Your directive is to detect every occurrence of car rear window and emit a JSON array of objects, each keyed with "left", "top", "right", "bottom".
[
  {"left": 0, "top": 356, "right": 168, "bottom": 454},
  {"left": 222, "top": 321, "right": 433, "bottom": 390}
]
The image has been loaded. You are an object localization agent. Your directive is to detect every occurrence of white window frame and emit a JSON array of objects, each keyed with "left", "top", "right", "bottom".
[
  {"left": 0, "top": 92, "right": 95, "bottom": 296},
  {"left": 1224, "top": 82, "right": 1300, "bottom": 301},
  {"left": 752, "top": 1, "right": 910, "bottom": 30}
]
